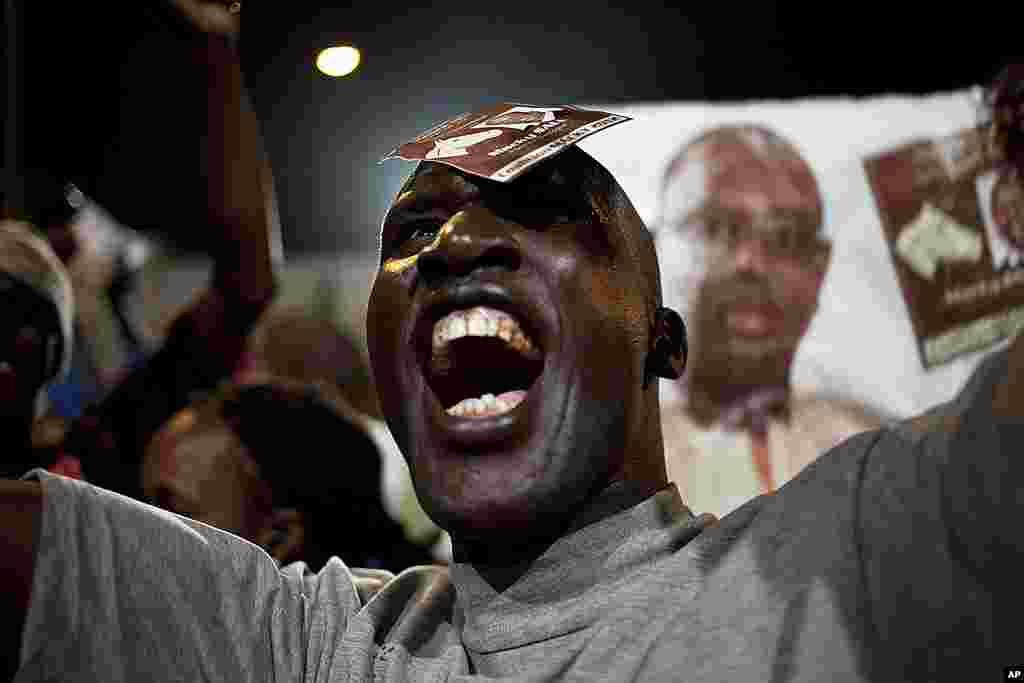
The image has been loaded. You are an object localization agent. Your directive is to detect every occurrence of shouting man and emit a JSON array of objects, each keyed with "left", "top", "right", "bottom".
[{"left": 0, "top": 3, "right": 1018, "bottom": 681}]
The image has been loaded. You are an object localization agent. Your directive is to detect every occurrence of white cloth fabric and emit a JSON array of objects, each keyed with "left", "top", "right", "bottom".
[{"left": 661, "top": 388, "right": 883, "bottom": 518}]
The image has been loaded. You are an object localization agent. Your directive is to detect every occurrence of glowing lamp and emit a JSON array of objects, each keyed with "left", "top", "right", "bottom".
[{"left": 316, "top": 46, "right": 361, "bottom": 78}]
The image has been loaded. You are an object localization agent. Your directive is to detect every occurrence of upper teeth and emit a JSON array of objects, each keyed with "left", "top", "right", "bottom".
[{"left": 432, "top": 306, "right": 540, "bottom": 358}]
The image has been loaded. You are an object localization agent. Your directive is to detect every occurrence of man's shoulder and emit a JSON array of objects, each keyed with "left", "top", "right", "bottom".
[
  {"left": 888, "top": 398, "right": 961, "bottom": 445},
  {"left": 789, "top": 387, "right": 887, "bottom": 432},
  {"left": 672, "top": 427, "right": 889, "bottom": 574},
  {"left": 674, "top": 398, "right": 969, "bottom": 596},
  {"left": 640, "top": 431, "right": 901, "bottom": 680},
  {"left": 639, "top": 438, "right": 883, "bottom": 681},
  {"left": 874, "top": 348, "right": 1009, "bottom": 449}
]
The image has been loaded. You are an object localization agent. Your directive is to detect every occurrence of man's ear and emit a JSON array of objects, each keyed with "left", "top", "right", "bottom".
[
  {"left": 644, "top": 307, "right": 687, "bottom": 389},
  {"left": 255, "top": 508, "right": 306, "bottom": 566}
]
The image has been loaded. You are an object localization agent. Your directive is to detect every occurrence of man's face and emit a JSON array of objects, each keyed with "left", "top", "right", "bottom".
[
  {"left": 0, "top": 275, "right": 61, "bottom": 414},
  {"left": 993, "top": 174, "right": 1024, "bottom": 248},
  {"left": 142, "top": 415, "right": 271, "bottom": 539},
  {"left": 662, "top": 147, "right": 828, "bottom": 387},
  {"left": 367, "top": 158, "right": 652, "bottom": 542}
]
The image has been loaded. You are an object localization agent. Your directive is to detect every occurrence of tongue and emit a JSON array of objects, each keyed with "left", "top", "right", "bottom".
[{"left": 446, "top": 390, "right": 528, "bottom": 417}]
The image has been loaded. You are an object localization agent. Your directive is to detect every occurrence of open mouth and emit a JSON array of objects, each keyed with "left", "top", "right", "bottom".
[
  {"left": 722, "top": 302, "right": 784, "bottom": 338},
  {"left": 423, "top": 305, "right": 545, "bottom": 418}
]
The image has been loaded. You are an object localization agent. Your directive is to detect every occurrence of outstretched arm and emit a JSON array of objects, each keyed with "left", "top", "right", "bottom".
[
  {"left": 942, "top": 65, "right": 1024, "bottom": 583},
  {"left": 1, "top": 470, "right": 314, "bottom": 682},
  {"left": 942, "top": 331, "right": 1024, "bottom": 578}
]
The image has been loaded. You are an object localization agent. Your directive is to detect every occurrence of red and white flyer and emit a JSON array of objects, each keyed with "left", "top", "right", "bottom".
[{"left": 383, "top": 103, "right": 631, "bottom": 182}]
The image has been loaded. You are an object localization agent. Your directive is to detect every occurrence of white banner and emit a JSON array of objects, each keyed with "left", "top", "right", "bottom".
[
  {"left": 580, "top": 89, "right": 996, "bottom": 421},
  {"left": 577, "top": 89, "right": 1016, "bottom": 517}
]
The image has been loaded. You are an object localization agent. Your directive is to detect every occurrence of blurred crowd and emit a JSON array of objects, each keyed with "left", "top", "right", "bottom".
[
  {"left": 0, "top": 193, "right": 447, "bottom": 570},
  {"left": 0, "top": 0, "right": 455, "bottom": 579}
]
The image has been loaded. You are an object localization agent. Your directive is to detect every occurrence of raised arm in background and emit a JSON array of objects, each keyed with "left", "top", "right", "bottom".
[
  {"left": 1, "top": 3, "right": 278, "bottom": 673},
  {"left": 66, "top": 1, "right": 281, "bottom": 498}
]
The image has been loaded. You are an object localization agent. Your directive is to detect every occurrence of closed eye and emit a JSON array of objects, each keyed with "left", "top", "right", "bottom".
[
  {"left": 390, "top": 219, "right": 445, "bottom": 256},
  {"left": 401, "top": 220, "right": 442, "bottom": 244},
  {"left": 406, "top": 220, "right": 442, "bottom": 242}
]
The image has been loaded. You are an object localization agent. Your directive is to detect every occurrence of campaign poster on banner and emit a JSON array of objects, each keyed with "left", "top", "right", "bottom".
[
  {"left": 576, "top": 89, "right": 999, "bottom": 518},
  {"left": 864, "top": 128, "right": 1024, "bottom": 368}
]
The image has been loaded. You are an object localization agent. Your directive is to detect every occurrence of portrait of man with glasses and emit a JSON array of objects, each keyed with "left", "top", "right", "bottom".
[{"left": 654, "top": 125, "right": 884, "bottom": 518}]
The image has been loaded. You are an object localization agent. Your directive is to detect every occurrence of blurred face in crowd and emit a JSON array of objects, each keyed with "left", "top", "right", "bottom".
[
  {"left": 142, "top": 410, "right": 273, "bottom": 541},
  {"left": 0, "top": 222, "right": 67, "bottom": 432},
  {"left": 658, "top": 127, "right": 830, "bottom": 396},
  {"left": 367, "top": 150, "right": 664, "bottom": 549},
  {"left": 993, "top": 172, "right": 1024, "bottom": 248},
  {"left": 245, "top": 311, "right": 382, "bottom": 420},
  {"left": 0, "top": 278, "right": 59, "bottom": 416},
  {"left": 0, "top": 225, "right": 72, "bottom": 433}
]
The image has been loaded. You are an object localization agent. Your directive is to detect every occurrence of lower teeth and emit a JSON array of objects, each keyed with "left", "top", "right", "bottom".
[{"left": 446, "top": 390, "right": 527, "bottom": 417}]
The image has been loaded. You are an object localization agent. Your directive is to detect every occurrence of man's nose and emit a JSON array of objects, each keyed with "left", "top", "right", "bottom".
[
  {"left": 731, "top": 238, "right": 771, "bottom": 274},
  {"left": 416, "top": 207, "right": 522, "bottom": 286}
]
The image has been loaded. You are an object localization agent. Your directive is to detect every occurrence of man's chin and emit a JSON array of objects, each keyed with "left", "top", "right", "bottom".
[
  {"left": 417, "top": 468, "right": 544, "bottom": 528},
  {"left": 435, "top": 500, "right": 573, "bottom": 563},
  {"left": 689, "top": 339, "right": 795, "bottom": 391},
  {"left": 413, "top": 464, "right": 577, "bottom": 547},
  {"left": 711, "top": 332, "right": 800, "bottom": 373}
]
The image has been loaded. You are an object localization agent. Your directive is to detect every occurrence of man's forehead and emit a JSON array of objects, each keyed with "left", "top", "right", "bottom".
[
  {"left": 396, "top": 163, "right": 478, "bottom": 198},
  {"left": 662, "top": 160, "right": 821, "bottom": 226}
]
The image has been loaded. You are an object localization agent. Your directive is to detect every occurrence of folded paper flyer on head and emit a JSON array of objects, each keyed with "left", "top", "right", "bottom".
[{"left": 383, "top": 104, "right": 631, "bottom": 182}]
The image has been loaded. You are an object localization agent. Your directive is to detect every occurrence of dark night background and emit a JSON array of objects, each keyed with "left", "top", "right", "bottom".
[{"left": 3, "top": 2, "right": 1018, "bottom": 255}]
